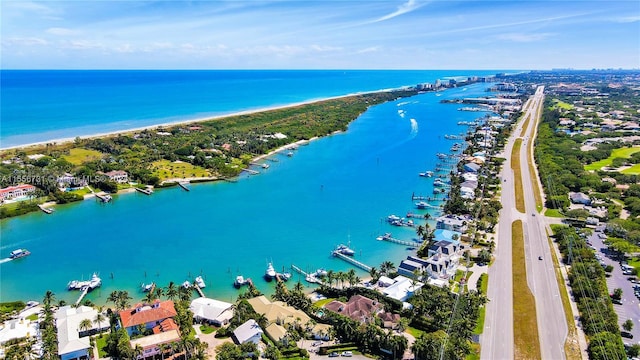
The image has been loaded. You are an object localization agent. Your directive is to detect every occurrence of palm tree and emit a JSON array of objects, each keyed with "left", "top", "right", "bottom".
[
  {"left": 154, "top": 287, "right": 164, "bottom": 300},
  {"left": 117, "top": 291, "right": 132, "bottom": 310},
  {"left": 143, "top": 290, "right": 156, "bottom": 304},
  {"left": 381, "top": 261, "right": 395, "bottom": 275},
  {"left": 94, "top": 308, "right": 107, "bottom": 336},
  {"left": 293, "top": 281, "right": 305, "bottom": 294},
  {"left": 78, "top": 318, "right": 93, "bottom": 336},
  {"left": 346, "top": 269, "right": 357, "bottom": 287},
  {"left": 178, "top": 286, "right": 191, "bottom": 302},
  {"left": 165, "top": 281, "right": 179, "bottom": 301},
  {"left": 369, "top": 267, "right": 380, "bottom": 283},
  {"left": 43, "top": 291, "right": 55, "bottom": 309},
  {"left": 132, "top": 344, "right": 144, "bottom": 360},
  {"left": 416, "top": 225, "right": 426, "bottom": 238},
  {"left": 326, "top": 270, "right": 335, "bottom": 288}
]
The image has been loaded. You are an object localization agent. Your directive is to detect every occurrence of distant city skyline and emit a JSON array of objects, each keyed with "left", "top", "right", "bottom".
[{"left": 1, "top": 0, "right": 639, "bottom": 70}]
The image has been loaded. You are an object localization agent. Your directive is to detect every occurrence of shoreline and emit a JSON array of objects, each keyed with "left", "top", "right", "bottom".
[{"left": 0, "top": 87, "right": 406, "bottom": 152}]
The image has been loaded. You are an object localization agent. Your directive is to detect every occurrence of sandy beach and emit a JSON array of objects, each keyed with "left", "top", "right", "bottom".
[{"left": 0, "top": 87, "right": 404, "bottom": 152}]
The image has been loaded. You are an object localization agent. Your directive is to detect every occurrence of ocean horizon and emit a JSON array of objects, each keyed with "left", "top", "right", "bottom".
[
  {"left": 0, "top": 77, "right": 497, "bottom": 305},
  {"left": 0, "top": 70, "right": 509, "bottom": 148}
]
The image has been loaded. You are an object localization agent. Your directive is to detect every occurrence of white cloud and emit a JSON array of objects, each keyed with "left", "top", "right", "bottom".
[
  {"left": 614, "top": 15, "right": 640, "bottom": 23},
  {"left": 2, "top": 37, "right": 49, "bottom": 46},
  {"left": 371, "top": 0, "right": 426, "bottom": 24},
  {"left": 46, "top": 27, "right": 79, "bottom": 36},
  {"left": 496, "top": 33, "right": 555, "bottom": 43},
  {"left": 356, "top": 46, "right": 380, "bottom": 54}
]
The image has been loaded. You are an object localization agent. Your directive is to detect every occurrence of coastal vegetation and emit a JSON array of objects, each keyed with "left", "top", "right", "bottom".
[
  {"left": 511, "top": 220, "right": 541, "bottom": 360},
  {"left": 0, "top": 89, "right": 418, "bottom": 219},
  {"left": 511, "top": 139, "right": 525, "bottom": 213}
]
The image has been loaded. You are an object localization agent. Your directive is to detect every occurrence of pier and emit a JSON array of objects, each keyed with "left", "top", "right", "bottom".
[
  {"left": 193, "top": 284, "right": 205, "bottom": 297},
  {"left": 290, "top": 264, "right": 320, "bottom": 284},
  {"left": 331, "top": 252, "right": 372, "bottom": 272},
  {"left": 376, "top": 233, "right": 422, "bottom": 247},
  {"left": 178, "top": 182, "right": 190, "bottom": 191},
  {"left": 241, "top": 168, "right": 259, "bottom": 175},
  {"left": 37, "top": 204, "right": 54, "bottom": 214},
  {"left": 94, "top": 192, "right": 112, "bottom": 203},
  {"left": 411, "top": 193, "right": 446, "bottom": 202},
  {"left": 75, "top": 287, "right": 89, "bottom": 305},
  {"left": 135, "top": 187, "right": 153, "bottom": 195}
]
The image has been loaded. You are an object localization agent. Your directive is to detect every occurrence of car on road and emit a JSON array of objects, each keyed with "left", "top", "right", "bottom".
[
  {"left": 532, "top": 213, "right": 535, "bottom": 217},
  {"left": 329, "top": 352, "right": 339, "bottom": 357},
  {"left": 341, "top": 351, "right": 353, "bottom": 357},
  {"left": 622, "top": 331, "right": 634, "bottom": 339},
  {"left": 312, "top": 341, "right": 323, "bottom": 347},
  {"left": 538, "top": 256, "right": 543, "bottom": 260}
]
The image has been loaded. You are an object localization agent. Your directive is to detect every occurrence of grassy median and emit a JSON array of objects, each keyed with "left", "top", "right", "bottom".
[
  {"left": 543, "top": 229, "right": 582, "bottom": 359},
  {"left": 512, "top": 220, "right": 541, "bottom": 360},
  {"left": 527, "top": 101, "right": 544, "bottom": 211},
  {"left": 511, "top": 139, "right": 525, "bottom": 213}
]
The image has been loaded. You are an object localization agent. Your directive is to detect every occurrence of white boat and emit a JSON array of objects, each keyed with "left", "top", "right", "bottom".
[
  {"left": 194, "top": 276, "right": 206, "bottom": 289},
  {"left": 182, "top": 280, "right": 191, "bottom": 288},
  {"left": 305, "top": 274, "right": 319, "bottom": 284},
  {"left": 141, "top": 283, "right": 154, "bottom": 292},
  {"left": 234, "top": 275, "right": 249, "bottom": 288},
  {"left": 68, "top": 273, "right": 101, "bottom": 291},
  {"left": 9, "top": 249, "right": 30, "bottom": 259},
  {"left": 335, "top": 244, "right": 355, "bottom": 256},
  {"left": 261, "top": 163, "right": 270, "bottom": 169},
  {"left": 376, "top": 233, "right": 392, "bottom": 241},
  {"left": 278, "top": 272, "right": 292, "bottom": 281},
  {"left": 415, "top": 201, "right": 429, "bottom": 209},
  {"left": 287, "top": 151, "right": 294, "bottom": 157},
  {"left": 387, "top": 215, "right": 401, "bottom": 223},
  {"left": 264, "top": 262, "right": 277, "bottom": 281},
  {"left": 88, "top": 273, "right": 102, "bottom": 290},
  {"left": 314, "top": 268, "right": 328, "bottom": 277}
]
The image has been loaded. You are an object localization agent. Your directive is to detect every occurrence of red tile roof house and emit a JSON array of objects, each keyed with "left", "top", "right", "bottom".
[
  {"left": 324, "top": 295, "right": 385, "bottom": 324},
  {"left": 0, "top": 184, "right": 36, "bottom": 202},
  {"left": 119, "top": 300, "right": 178, "bottom": 336},
  {"left": 119, "top": 300, "right": 181, "bottom": 359}
]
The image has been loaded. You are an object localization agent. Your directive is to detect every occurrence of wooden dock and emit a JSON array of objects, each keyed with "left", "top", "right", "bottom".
[
  {"left": 178, "top": 182, "right": 190, "bottom": 192},
  {"left": 193, "top": 284, "right": 205, "bottom": 297},
  {"left": 290, "top": 265, "right": 320, "bottom": 284},
  {"left": 75, "top": 287, "right": 89, "bottom": 305},
  {"left": 376, "top": 233, "right": 422, "bottom": 247},
  {"left": 242, "top": 168, "right": 259, "bottom": 175},
  {"left": 331, "top": 252, "right": 371, "bottom": 272},
  {"left": 95, "top": 193, "right": 112, "bottom": 203},
  {"left": 135, "top": 187, "right": 153, "bottom": 195},
  {"left": 37, "top": 204, "right": 54, "bottom": 214}
]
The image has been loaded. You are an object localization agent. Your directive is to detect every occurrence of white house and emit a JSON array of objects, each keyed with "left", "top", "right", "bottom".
[
  {"left": 190, "top": 297, "right": 234, "bottom": 326},
  {"left": 382, "top": 276, "right": 424, "bottom": 302},
  {"left": 55, "top": 306, "right": 110, "bottom": 360},
  {"left": 103, "top": 170, "right": 129, "bottom": 183},
  {"left": 233, "top": 319, "right": 263, "bottom": 345}
]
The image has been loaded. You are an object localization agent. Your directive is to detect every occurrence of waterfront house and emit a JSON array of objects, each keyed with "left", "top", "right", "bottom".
[
  {"left": 435, "top": 215, "right": 467, "bottom": 232},
  {"left": 432, "top": 229, "right": 462, "bottom": 243},
  {"left": 460, "top": 186, "right": 475, "bottom": 199},
  {"left": 425, "top": 254, "right": 456, "bottom": 279},
  {"left": 397, "top": 259, "right": 426, "bottom": 278},
  {"left": 377, "top": 276, "right": 395, "bottom": 288},
  {"left": 381, "top": 275, "right": 424, "bottom": 302},
  {"left": 324, "top": 295, "right": 384, "bottom": 324},
  {"left": 428, "top": 240, "right": 461, "bottom": 258},
  {"left": 119, "top": 300, "right": 178, "bottom": 336},
  {"left": 0, "top": 318, "right": 39, "bottom": 346},
  {"left": 233, "top": 319, "right": 263, "bottom": 345},
  {"left": 0, "top": 184, "right": 36, "bottom": 201},
  {"left": 463, "top": 163, "right": 481, "bottom": 173},
  {"left": 103, "top": 170, "right": 129, "bottom": 183},
  {"left": 130, "top": 329, "right": 181, "bottom": 360},
  {"left": 55, "top": 306, "right": 110, "bottom": 360},
  {"left": 190, "top": 297, "right": 234, "bottom": 326}
]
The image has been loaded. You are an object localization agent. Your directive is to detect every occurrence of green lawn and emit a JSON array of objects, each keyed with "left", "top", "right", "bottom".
[
  {"left": 545, "top": 208, "right": 564, "bottom": 218},
  {"left": 200, "top": 324, "right": 216, "bottom": 334},
  {"left": 96, "top": 334, "right": 108, "bottom": 358},
  {"left": 406, "top": 326, "right": 425, "bottom": 338},
  {"left": 585, "top": 146, "right": 640, "bottom": 171},
  {"left": 151, "top": 160, "right": 211, "bottom": 181},
  {"left": 63, "top": 148, "right": 103, "bottom": 165},
  {"left": 552, "top": 100, "right": 574, "bottom": 110},
  {"left": 622, "top": 164, "right": 640, "bottom": 175},
  {"left": 512, "top": 139, "right": 525, "bottom": 213},
  {"left": 313, "top": 298, "right": 335, "bottom": 307},
  {"left": 69, "top": 187, "right": 92, "bottom": 196},
  {"left": 26, "top": 313, "right": 38, "bottom": 321}
]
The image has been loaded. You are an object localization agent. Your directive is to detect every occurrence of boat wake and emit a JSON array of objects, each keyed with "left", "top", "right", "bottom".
[
  {"left": 0, "top": 258, "right": 12, "bottom": 264},
  {"left": 409, "top": 118, "right": 418, "bottom": 137},
  {"left": 396, "top": 101, "right": 410, "bottom": 107},
  {"left": 397, "top": 109, "right": 406, "bottom": 118}
]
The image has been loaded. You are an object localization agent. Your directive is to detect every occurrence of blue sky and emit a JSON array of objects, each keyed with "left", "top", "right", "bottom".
[{"left": 1, "top": 0, "right": 639, "bottom": 69}]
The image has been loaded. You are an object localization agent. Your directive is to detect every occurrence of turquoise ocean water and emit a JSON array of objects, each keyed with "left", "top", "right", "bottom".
[{"left": 0, "top": 71, "right": 498, "bottom": 304}]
